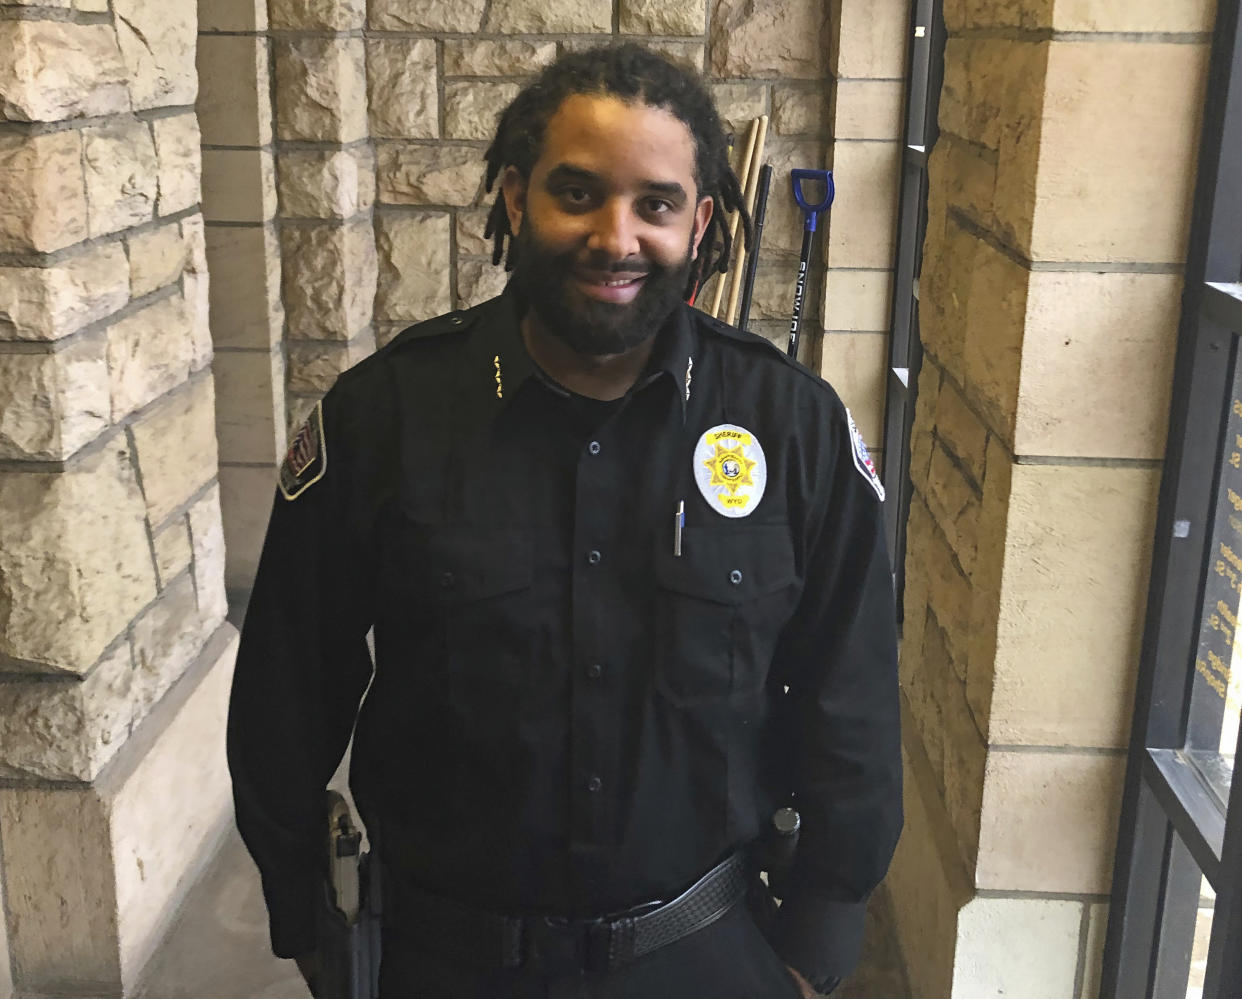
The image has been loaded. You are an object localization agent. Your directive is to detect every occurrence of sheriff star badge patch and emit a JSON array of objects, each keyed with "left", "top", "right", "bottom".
[{"left": 694, "top": 423, "right": 767, "bottom": 518}]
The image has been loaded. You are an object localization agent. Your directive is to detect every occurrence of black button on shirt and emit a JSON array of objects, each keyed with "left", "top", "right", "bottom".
[{"left": 227, "top": 289, "right": 902, "bottom": 985}]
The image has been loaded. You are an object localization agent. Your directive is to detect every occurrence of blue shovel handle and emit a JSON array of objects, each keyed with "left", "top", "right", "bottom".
[{"left": 791, "top": 169, "right": 835, "bottom": 231}]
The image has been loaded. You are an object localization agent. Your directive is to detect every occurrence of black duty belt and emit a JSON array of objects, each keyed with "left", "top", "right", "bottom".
[{"left": 389, "top": 851, "right": 750, "bottom": 976}]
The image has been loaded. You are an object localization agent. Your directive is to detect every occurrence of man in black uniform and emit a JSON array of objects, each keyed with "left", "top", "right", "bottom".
[{"left": 228, "top": 45, "right": 901, "bottom": 999}]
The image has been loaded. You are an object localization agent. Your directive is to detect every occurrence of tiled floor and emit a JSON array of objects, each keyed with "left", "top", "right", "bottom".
[{"left": 138, "top": 827, "right": 910, "bottom": 999}]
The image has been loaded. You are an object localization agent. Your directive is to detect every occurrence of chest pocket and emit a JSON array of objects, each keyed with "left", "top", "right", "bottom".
[{"left": 652, "top": 524, "right": 798, "bottom": 707}]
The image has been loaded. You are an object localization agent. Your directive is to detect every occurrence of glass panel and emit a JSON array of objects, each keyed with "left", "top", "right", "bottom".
[{"left": 1154, "top": 833, "right": 1216, "bottom": 999}]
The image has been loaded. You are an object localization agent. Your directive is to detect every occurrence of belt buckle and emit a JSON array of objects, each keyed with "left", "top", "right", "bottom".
[{"left": 526, "top": 915, "right": 594, "bottom": 976}]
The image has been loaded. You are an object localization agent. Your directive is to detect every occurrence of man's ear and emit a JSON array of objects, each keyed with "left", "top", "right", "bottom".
[
  {"left": 500, "top": 166, "right": 528, "bottom": 236},
  {"left": 689, "top": 196, "right": 714, "bottom": 260}
]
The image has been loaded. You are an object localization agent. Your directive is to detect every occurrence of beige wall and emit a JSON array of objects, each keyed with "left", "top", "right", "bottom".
[
  {"left": 890, "top": 0, "right": 1216, "bottom": 995},
  {"left": 0, "top": 0, "right": 237, "bottom": 994}
]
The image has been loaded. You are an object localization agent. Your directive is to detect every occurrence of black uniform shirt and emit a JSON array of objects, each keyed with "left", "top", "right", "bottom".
[{"left": 226, "top": 288, "right": 902, "bottom": 986}]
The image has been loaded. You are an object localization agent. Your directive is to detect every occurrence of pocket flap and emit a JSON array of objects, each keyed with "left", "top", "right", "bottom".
[
  {"left": 654, "top": 524, "right": 796, "bottom": 605},
  {"left": 422, "top": 525, "right": 534, "bottom": 602}
]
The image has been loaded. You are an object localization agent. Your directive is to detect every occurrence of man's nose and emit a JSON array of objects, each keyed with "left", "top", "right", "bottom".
[{"left": 586, "top": 200, "right": 641, "bottom": 261}]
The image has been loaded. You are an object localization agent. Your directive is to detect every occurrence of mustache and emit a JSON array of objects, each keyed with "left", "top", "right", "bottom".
[{"left": 575, "top": 252, "right": 655, "bottom": 276}]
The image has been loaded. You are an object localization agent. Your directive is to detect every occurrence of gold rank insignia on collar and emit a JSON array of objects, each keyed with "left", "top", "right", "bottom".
[
  {"left": 684, "top": 355, "right": 693, "bottom": 402},
  {"left": 494, "top": 354, "right": 503, "bottom": 399}
]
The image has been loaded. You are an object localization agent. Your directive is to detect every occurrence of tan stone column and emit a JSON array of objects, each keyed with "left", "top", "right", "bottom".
[
  {"left": 890, "top": 1, "right": 1215, "bottom": 995},
  {"left": 0, "top": 1, "right": 236, "bottom": 993},
  {"left": 198, "top": 0, "right": 287, "bottom": 594}
]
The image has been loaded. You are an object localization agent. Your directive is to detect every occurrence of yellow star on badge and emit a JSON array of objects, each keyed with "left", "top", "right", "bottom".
[{"left": 704, "top": 443, "right": 756, "bottom": 495}]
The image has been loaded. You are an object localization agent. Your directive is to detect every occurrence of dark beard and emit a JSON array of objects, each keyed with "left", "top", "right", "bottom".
[{"left": 508, "top": 220, "right": 694, "bottom": 356}]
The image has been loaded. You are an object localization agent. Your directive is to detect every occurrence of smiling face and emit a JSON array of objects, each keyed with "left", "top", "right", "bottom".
[{"left": 501, "top": 94, "right": 714, "bottom": 357}]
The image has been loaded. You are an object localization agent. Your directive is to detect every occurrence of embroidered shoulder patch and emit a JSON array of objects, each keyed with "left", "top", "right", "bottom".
[
  {"left": 846, "top": 409, "right": 884, "bottom": 502},
  {"left": 279, "top": 401, "right": 327, "bottom": 501}
]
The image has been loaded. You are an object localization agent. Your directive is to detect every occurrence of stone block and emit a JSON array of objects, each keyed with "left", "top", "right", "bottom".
[
  {"left": 204, "top": 225, "right": 283, "bottom": 349},
  {"left": 0, "top": 442, "right": 156, "bottom": 674},
  {"left": 744, "top": 267, "right": 798, "bottom": 324},
  {"left": 278, "top": 148, "right": 370, "bottom": 220},
  {"left": 620, "top": 0, "right": 705, "bottom": 35},
  {"left": 710, "top": 0, "right": 829, "bottom": 79},
  {"left": 130, "top": 575, "right": 215, "bottom": 733},
  {"left": 219, "top": 465, "right": 278, "bottom": 590},
  {"left": 199, "top": 0, "right": 268, "bottom": 31},
  {"left": 196, "top": 35, "right": 272, "bottom": 147},
  {"left": 154, "top": 517, "right": 192, "bottom": 588},
  {"left": 83, "top": 120, "right": 158, "bottom": 239},
  {"left": 828, "top": 0, "right": 909, "bottom": 79},
  {"left": 906, "top": 502, "right": 973, "bottom": 668},
  {"left": 831, "top": 79, "right": 904, "bottom": 139},
  {"left": 456, "top": 208, "right": 494, "bottom": 257},
  {"left": 1080, "top": 902, "right": 1108, "bottom": 999},
  {"left": 281, "top": 221, "right": 377, "bottom": 340},
  {"left": 824, "top": 140, "right": 901, "bottom": 269},
  {"left": 375, "top": 212, "right": 452, "bottom": 322},
  {"left": 202, "top": 149, "right": 276, "bottom": 224},
  {"left": 377, "top": 144, "right": 486, "bottom": 207},
  {"left": 127, "top": 223, "right": 185, "bottom": 298},
  {"left": 952, "top": 0, "right": 1215, "bottom": 32},
  {"left": 366, "top": 38, "right": 437, "bottom": 140},
  {"left": 0, "top": 131, "right": 87, "bottom": 253},
  {"left": 0, "top": 336, "right": 108, "bottom": 462},
  {"left": 486, "top": 0, "right": 612, "bottom": 32},
  {"left": 443, "top": 40, "right": 557, "bottom": 77},
  {"left": 129, "top": 377, "right": 219, "bottom": 526},
  {"left": 932, "top": 376, "right": 988, "bottom": 487},
  {"left": 939, "top": 673, "right": 986, "bottom": 866},
  {"left": 445, "top": 81, "right": 520, "bottom": 142},
  {"left": 750, "top": 138, "right": 827, "bottom": 256},
  {"left": 457, "top": 259, "right": 509, "bottom": 310},
  {"left": 991, "top": 464, "right": 1158, "bottom": 748},
  {"left": 772, "top": 88, "right": 826, "bottom": 136},
  {"left": 636, "top": 40, "right": 705, "bottom": 72},
  {"left": 114, "top": 0, "right": 198, "bottom": 111},
  {"left": 822, "top": 268, "right": 891, "bottom": 331},
  {"left": 188, "top": 484, "right": 229, "bottom": 627},
  {"left": 154, "top": 115, "right": 201, "bottom": 217},
  {"left": 926, "top": 442, "right": 981, "bottom": 577},
  {"left": 1028, "top": 42, "right": 1208, "bottom": 263},
  {"left": 0, "top": 631, "right": 237, "bottom": 993},
  {"left": 1016, "top": 272, "right": 1180, "bottom": 459},
  {"left": 106, "top": 294, "right": 195, "bottom": 421},
  {"left": 978, "top": 749, "right": 1126, "bottom": 894},
  {"left": 181, "top": 216, "right": 213, "bottom": 373},
  {"left": 211, "top": 347, "right": 285, "bottom": 464},
  {"left": 817, "top": 332, "right": 887, "bottom": 444},
  {"left": 275, "top": 37, "right": 368, "bottom": 143},
  {"left": 369, "top": 0, "right": 487, "bottom": 31},
  {"left": 0, "top": 21, "right": 129, "bottom": 123},
  {"left": 711, "top": 83, "right": 769, "bottom": 142},
  {"left": 270, "top": 0, "right": 365, "bottom": 29},
  {"left": 287, "top": 329, "right": 376, "bottom": 395},
  {"left": 0, "top": 242, "right": 129, "bottom": 341},
  {"left": 952, "top": 897, "right": 1083, "bottom": 999},
  {"left": 76, "top": 0, "right": 110, "bottom": 10}
]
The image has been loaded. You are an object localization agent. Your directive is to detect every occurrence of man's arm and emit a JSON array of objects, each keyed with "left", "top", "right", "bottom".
[
  {"left": 226, "top": 395, "right": 376, "bottom": 959},
  {"left": 769, "top": 403, "right": 903, "bottom": 990}
]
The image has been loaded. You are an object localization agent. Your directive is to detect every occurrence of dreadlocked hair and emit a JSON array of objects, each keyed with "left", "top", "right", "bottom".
[{"left": 483, "top": 43, "right": 753, "bottom": 301}]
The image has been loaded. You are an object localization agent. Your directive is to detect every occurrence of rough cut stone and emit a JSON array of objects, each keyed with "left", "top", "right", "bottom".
[
  {"left": 0, "top": 243, "right": 129, "bottom": 342},
  {"left": 0, "top": 21, "right": 130, "bottom": 123},
  {"left": 455, "top": 208, "right": 494, "bottom": 258},
  {"left": 486, "top": 0, "right": 612, "bottom": 32},
  {"left": 279, "top": 149, "right": 366, "bottom": 220},
  {"left": 369, "top": 0, "right": 486, "bottom": 31},
  {"left": 0, "top": 443, "right": 157, "bottom": 673},
  {"left": 204, "top": 225, "right": 283, "bottom": 349},
  {"left": 445, "top": 81, "right": 520, "bottom": 142},
  {"left": 456, "top": 259, "right": 508, "bottom": 310},
  {"left": 773, "top": 88, "right": 826, "bottom": 135},
  {"left": 710, "top": 0, "right": 829, "bottom": 79},
  {"left": 274, "top": 37, "right": 368, "bottom": 143},
  {"left": 367, "top": 39, "right": 438, "bottom": 140},
  {"left": 188, "top": 484, "right": 229, "bottom": 628},
  {"left": 127, "top": 224, "right": 185, "bottom": 299},
  {"left": 620, "top": 0, "right": 705, "bottom": 35},
  {"left": 286, "top": 329, "right": 376, "bottom": 395},
  {"left": 131, "top": 575, "right": 211, "bottom": 726},
  {"left": 270, "top": 0, "right": 365, "bottom": 30},
  {"left": 638, "top": 41, "right": 705, "bottom": 72},
  {"left": 153, "top": 114, "right": 202, "bottom": 216},
  {"left": 377, "top": 145, "right": 485, "bottom": 207},
  {"left": 374, "top": 212, "right": 451, "bottom": 322},
  {"left": 0, "top": 131, "right": 87, "bottom": 253},
  {"left": 181, "top": 216, "right": 213, "bottom": 372},
  {"left": 113, "top": 0, "right": 198, "bottom": 111},
  {"left": 196, "top": 35, "right": 272, "bottom": 147},
  {"left": 129, "top": 376, "right": 219, "bottom": 526},
  {"left": 153, "top": 517, "right": 192, "bottom": 588},
  {"left": 443, "top": 40, "right": 557, "bottom": 77},
  {"left": 83, "top": 120, "right": 158, "bottom": 239},
  {"left": 281, "top": 220, "right": 377, "bottom": 339},
  {"left": 106, "top": 294, "right": 194, "bottom": 421},
  {"left": 711, "top": 83, "right": 769, "bottom": 141},
  {"left": 0, "top": 336, "right": 109, "bottom": 462}
]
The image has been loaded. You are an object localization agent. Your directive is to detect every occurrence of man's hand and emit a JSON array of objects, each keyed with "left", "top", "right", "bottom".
[
  {"left": 293, "top": 950, "right": 320, "bottom": 997},
  {"left": 786, "top": 965, "right": 819, "bottom": 998}
]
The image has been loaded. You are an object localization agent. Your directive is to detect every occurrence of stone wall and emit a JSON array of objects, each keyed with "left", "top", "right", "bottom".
[
  {"left": 888, "top": 1, "right": 1215, "bottom": 995},
  {"left": 0, "top": 1, "right": 236, "bottom": 994}
]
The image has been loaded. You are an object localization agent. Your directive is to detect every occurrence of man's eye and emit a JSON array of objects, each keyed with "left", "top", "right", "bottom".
[
  {"left": 643, "top": 199, "right": 674, "bottom": 217},
  {"left": 559, "top": 187, "right": 591, "bottom": 205}
]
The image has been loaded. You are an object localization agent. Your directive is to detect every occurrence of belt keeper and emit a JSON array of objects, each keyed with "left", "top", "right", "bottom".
[{"left": 606, "top": 916, "right": 636, "bottom": 969}]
